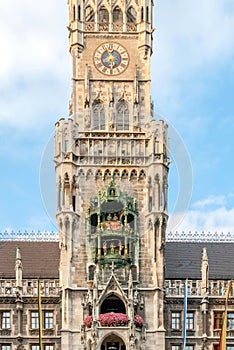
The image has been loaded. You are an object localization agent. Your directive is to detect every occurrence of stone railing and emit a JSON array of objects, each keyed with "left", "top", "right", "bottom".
[
  {"left": 0, "top": 231, "right": 58, "bottom": 241},
  {"left": 166, "top": 231, "right": 234, "bottom": 242},
  {"left": 165, "top": 280, "right": 202, "bottom": 297},
  {"left": 165, "top": 279, "right": 234, "bottom": 298},
  {"left": 0, "top": 279, "right": 60, "bottom": 297}
]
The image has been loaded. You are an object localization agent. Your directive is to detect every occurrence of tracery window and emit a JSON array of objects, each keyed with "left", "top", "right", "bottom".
[
  {"left": 92, "top": 103, "right": 105, "bottom": 130},
  {"left": 113, "top": 6, "right": 123, "bottom": 22},
  {"left": 116, "top": 102, "right": 129, "bottom": 131},
  {"left": 98, "top": 6, "right": 109, "bottom": 23}
]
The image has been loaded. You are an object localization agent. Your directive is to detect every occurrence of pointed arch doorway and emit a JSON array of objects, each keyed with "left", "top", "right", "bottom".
[{"left": 101, "top": 334, "right": 126, "bottom": 350}]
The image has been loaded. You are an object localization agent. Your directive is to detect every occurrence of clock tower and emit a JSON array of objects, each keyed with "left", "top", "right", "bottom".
[{"left": 54, "top": 0, "right": 169, "bottom": 349}]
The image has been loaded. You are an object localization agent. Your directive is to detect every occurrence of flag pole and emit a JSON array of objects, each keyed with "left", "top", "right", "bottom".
[
  {"left": 183, "top": 279, "right": 188, "bottom": 350},
  {"left": 219, "top": 281, "right": 232, "bottom": 350},
  {"left": 38, "top": 279, "right": 43, "bottom": 350}
]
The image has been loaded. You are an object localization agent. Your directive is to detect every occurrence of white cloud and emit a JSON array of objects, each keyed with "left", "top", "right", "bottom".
[
  {"left": 168, "top": 206, "right": 234, "bottom": 234},
  {"left": 153, "top": 0, "right": 234, "bottom": 114},
  {"left": 169, "top": 192, "right": 234, "bottom": 233},
  {"left": 193, "top": 195, "right": 226, "bottom": 208},
  {"left": 0, "top": 0, "right": 70, "bottom": 128}
]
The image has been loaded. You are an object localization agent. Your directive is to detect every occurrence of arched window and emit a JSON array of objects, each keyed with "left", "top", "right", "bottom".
[
  {"left": 146, "top": 6, "right": 149, "bottom": 22},
  {"left": 141, "top": 6, "right": 144, "bottom": 21},
  {"left": 127, "top": 6, "right": 136, "bottom": 23},
  {"left": 85, "top": 6, "right": 94, "bottom": 22},
  {"left": 73, "top": 5, "right": 76, "bottom": 20},
  {"left": 101, "top": 295, "right": 126, "bottom": 314},
  {"left": 116, "top": 102, "right": 129, "bottom": 130},
  {"left": 98, "top": 6, "right": 109, "bottom": 23},
  {"left": 78, "top": 5, "right": 81, "bottom": 21},
  {"left": 113, "top": 6, "right": 123, "bottom": 22},
  {"left": 92, "top": 102, "right": 105, "bottom": 130}
]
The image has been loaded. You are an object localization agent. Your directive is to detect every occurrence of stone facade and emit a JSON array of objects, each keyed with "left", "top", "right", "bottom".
[{"left": 0, "top": 1, "right": 233, "bottom": 350}]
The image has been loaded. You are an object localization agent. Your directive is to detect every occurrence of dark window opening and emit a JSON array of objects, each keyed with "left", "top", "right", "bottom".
[{"left": 101, "top": 295, "right": 126, "bottom": 314}]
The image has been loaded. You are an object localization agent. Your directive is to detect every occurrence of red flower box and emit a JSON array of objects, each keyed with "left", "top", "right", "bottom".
[
  {"left": 83, "top": 315, "right": 93, "bottom": 328},
  {"left": 134, "top": 314, "right": 144, "bottom": 328},
  {"left": 98, "top": 313, "right": 129, "bottom": 327}
]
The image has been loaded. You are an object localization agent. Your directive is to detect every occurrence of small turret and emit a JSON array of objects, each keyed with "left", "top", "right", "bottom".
[
  {"left": 201, "top": 247, "right": 209, "bottom": 296},
  {"left": 15, "top": 247, "right": 23, "bottom": 289}
]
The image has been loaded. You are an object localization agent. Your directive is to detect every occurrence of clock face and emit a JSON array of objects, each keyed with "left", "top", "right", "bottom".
[{"left": 93, "top": 42, "right": 129, "bottom": 75}]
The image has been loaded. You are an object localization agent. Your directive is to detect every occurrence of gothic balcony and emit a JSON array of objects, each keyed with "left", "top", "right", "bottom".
[{"left": 83, "top": 314, "right": 144, "bottom": 329}]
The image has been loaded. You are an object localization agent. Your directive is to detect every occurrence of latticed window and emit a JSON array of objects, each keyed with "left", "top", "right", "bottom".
[
  {"left": 171, "top": 312, "right": 181, "bottom": 330},
  {"left": 171, "top": 346, "right": 180, "bottom": 350},
  {"left": 1, "top": 346, "right": 11, "bottom": 350},
  {"left": 44, "top": 311, "right": 54, "bottom": 329},
  {"left": 93, "top": 103, "right": 105, "bottom": 130},
  {"left": 1, "top": 311, "right": 10, "bottom": 329},
  {"left": 31, "top": 346, "right": 39, "bottom": 350},
  {"left": 116, "top": 102, "right": 129, "bottom": 131},
  {"left": 186, "top": 312, "right": 194, "bottom": 330},
  {"left": 31, "top": 311, "right": 39, "bottom": 329},
  {"left": 228, "top": 313, "right": 234, "bottom": 330},
  {"left": 214, "top": 311, "right": 223, "bottom": 329}
]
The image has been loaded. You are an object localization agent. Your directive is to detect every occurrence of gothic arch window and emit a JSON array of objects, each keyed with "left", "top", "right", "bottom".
[
  {"left": 78, "top": 169, "right": 85, "bottom": 178},
  {"left": 98, "top": 6, "right": 109, "bottom": 23},
  {"left": 113, "top": 6, "right": 123, "bottom": 22},
  {"left": 141, "top": 6, "right": 144, "bottom": 21},
  {"left": 85, "top": 6, "right": 94, "bottom": 22},
  {"left": 73, "top": 5, "right": 76, "bottom": 20},
  {"left": 100, "top": 295, "right": 126, "bottom": 314},
  {"left": 130, "top": 169, "right": 137, "bottom": 181},
  {"left": 116, "top": 101, "right": 129, "bottom": 131},
  {"left": 146, "top": 6, "right": 149, "bottom": 22},
  {"left": 104, "top": 169, "right": 111, "bottom": 180},
  {"left": 121, "top": 169, "right": 128, "bottom": 179},
  {"left": 113, "top": 169, "right": 120, "bottom": 179},
  {"left": 92, "top": 102, "right": 105, "bottom": 130},
  {"left": 139, "top": 169, "right": 146, "bottom": 181},
  {"left": 78, "top": 5, "right": 81, "bottom": 20},
  {"left": 86, "top": 169, "right": 93, "bottom": 180},
  {"left": 127, "top": 6, "right": 137, "bottom": 22},
  {"left": 95, "top": 169, "right": 102, "bottom": 180},
  {"left": 88, "top": 265, "right": 95, "bottom": 280}
]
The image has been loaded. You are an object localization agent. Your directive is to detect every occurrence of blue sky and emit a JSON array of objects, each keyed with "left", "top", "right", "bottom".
[{"left": 0, "top": 0, "right": 233, "bottom": 235}]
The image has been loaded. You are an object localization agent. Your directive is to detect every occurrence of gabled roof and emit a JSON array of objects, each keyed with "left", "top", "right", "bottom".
[
  {"left": 0, "top": 241, "right": 59, "bottom": 279},
  {"left": 165, "top": 242, "right": 234, "bottom": 280},
  {"left": 1, "top": 240, "right": 234, "bottom": 281}
]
